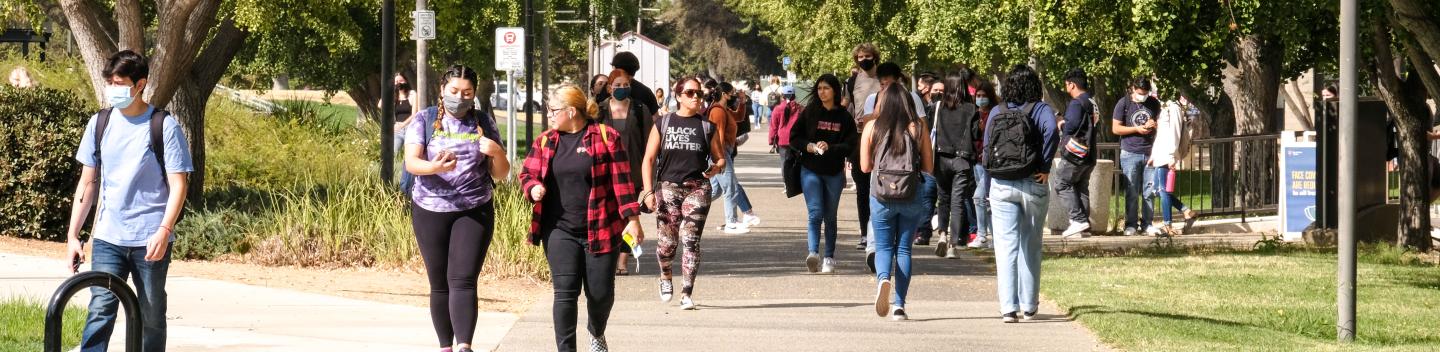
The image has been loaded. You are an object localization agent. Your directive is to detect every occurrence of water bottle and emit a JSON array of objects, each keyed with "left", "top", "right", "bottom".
[{"left": 1165, "top": 168, "right": 1177, "bottom": 193}]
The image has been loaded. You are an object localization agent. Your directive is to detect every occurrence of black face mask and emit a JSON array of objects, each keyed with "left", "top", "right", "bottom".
[{"left": 858, "top": 59, "right": 875, "bottom": 71}]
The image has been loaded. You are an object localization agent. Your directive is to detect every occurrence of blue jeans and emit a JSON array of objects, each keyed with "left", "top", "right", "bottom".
[
  {"left": 1119, "top": 150, "right": 1156, "bottom": 230},
  {"left": 1153, "top": 165, "right": 1189, "bottom": 224},
  {"left": 710, "top": 155, "right": 754, "bottom": 224},
  {"left": 752, "top": 102, "right": 767, "bottom": 125},
  {"left": 972, "top": 164, "right": 993, "bottom": 238},
  {"left": 870, "top": 174, "right": 935, "bottom": 308},
  {"left": 82, "top": 240, "right": 170, "bottom": 352},
  {"left": 801, "top": 167, "right": 845, "bottom": 257},
  {"left": 989, "top": 178, "right": 1048, "bottom": 314}
]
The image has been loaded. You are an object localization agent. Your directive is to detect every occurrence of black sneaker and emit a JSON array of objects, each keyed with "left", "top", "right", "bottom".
[
  {"left": 1002, "top": 312, "right": 1018, "bottom": 323},
  {"left": 865, "top": 251, "right": 876, "bottom": 274},
  {"left": 1023, "top": 310, "right": 1037, "bottom": 321},
  {"left": 914, "top": 236, "right": 929, "bottom": 246}
]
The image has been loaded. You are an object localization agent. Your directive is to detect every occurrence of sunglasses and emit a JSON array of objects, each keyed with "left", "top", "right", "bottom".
[{"left": 680, "top": 89, "right": 703, "bottom": 98}]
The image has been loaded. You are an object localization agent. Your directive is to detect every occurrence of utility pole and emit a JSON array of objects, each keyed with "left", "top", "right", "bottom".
[
  {"left": 380, "top": 0, "right": 396, "bottom": 185},
  {"left": 1336, "top": 0, "right": 1358, "bottom": 342},
  {"left": 415, "top": 0, "right": 429, "bottom": 109}
]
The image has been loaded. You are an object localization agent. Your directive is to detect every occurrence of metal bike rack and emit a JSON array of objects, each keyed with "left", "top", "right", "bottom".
[{"left": 44, "top": 271, "right": 142, "bottom": 352}]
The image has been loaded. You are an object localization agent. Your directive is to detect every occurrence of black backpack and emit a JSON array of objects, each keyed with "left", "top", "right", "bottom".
[
  {"left": 984, "top": 102, "right": 1043, "bottom": 180},
  {"left": 870, "top": 128, "right": 922, "bottom": 202}
]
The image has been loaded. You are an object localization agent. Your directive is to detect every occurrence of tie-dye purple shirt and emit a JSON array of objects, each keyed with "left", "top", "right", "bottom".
[{"left": 405, "top": 107, "right": 503, "bottom": 212}]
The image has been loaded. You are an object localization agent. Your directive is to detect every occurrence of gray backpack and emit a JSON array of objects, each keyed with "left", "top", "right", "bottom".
[{"left": 870, "top": 128, "right": 921, "bottom": 202}]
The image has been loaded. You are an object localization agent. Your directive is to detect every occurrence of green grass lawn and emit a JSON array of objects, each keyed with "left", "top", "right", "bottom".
[
  {"left": 1042, "top": 245, "right": 1440, "bottom": 351},
  {"left": 0, "top": 298, "right": 86, "bottom": 352}
]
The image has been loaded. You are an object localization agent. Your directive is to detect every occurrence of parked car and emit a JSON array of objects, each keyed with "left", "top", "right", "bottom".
[{"left": 489, "top": 81, "right": 543, "bottom": 112}]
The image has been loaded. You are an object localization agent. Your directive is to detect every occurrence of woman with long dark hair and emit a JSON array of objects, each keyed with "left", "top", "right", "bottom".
[
  {"left": 404, "top": 64, "right": 510, "bottom": 352},
  {"left": 640, "top": 76, "right": 728, "bottom": 310},
  {"left": 790, "top": 74, "right": 858, "bottom": 273},
  {"left": 931, "top": 69, "right": 982, "bottom": 258},
  {"left": 519, "top": 84, "right": 643, "bottom": 351},
  {"left": 859, "top": 83, "right": 934, "bottom": 321}
]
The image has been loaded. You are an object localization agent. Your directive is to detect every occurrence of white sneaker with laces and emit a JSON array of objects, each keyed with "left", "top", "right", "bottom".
[
  {"left": 1145, "top": 226, "right": 1164, "bottom": 237},
  {"left": 821, "top": 257, "right": 835, "bottom": 273},
  {"left": 723, "top": 223, "right": 751, "bottom": 234},
  {"left": 743, "top": 213, "right": 762, "bottom": 227},
  {"left": 679, "top": 296, "right": 697, "bottom": 310},
  {"left": 805, "top": 252, "right": 820, "bottom": 273},
  {"left": 967, "top": 235, "right": 989, "bottom": 249},
  {"left": 658, "top": 279, "right": 674, "bottom": 303},
  {"left": 1062, "top": 221, "right": 1091, "bottom": 238}
]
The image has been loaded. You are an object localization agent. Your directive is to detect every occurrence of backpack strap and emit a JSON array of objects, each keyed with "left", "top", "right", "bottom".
[
  {"left": 94, "top": 108, "right": 112, "bottom": 168},
  {"left": 420, "top": 107, "right": 438, "bottom": 155},
  {"left": 150, "top": 110, "right": 170, "bottom": 182}
]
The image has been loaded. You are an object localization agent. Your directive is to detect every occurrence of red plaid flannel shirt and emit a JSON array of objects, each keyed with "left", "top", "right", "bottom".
[{"left": 518, "top": 122, "right": 641, "bottom": 254}]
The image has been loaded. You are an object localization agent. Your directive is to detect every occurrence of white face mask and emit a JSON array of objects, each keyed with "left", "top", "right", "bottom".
[
  {"left": 105, "top": 85, "right": 136, "bottom": 109},
  {"left": 1131, "top": 93, "right": 1147, "bottom": 103}
]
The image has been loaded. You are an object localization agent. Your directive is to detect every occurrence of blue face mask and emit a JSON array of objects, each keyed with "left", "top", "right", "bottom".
[
  {"left": 612, "top": 87, "right": 630, "bottom": 101},
  {"left": 105, "top": 85, "right": 136, "bottom": 109},
  {"left": 975, "top": 97, "right": 990, "bottom": 108}
]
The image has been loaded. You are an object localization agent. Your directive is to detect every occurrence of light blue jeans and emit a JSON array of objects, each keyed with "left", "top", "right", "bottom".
[
  {"left": 989, "top": 177, "right": 1048, "bottom": 314},
  {"left": 1119, "top": 150, "right": 1156, "bottom": 230},
  {"left": 710, "top": 153, "right": 754, "bottom": 225},
  {"left": 801, "top": 167, "right": 845, "bottom": 257},
  {"left": 870, "top": 174, "right": 935, "bottom": 308},
  {"left": 82, "top": 240, "right": 170, "bottom": 352},
  {"left": 972, "top": 164, "right": 993, "bottom": 239},
  {"left": 1154, "top": 165, "right": 1189, "bottom": 225}
]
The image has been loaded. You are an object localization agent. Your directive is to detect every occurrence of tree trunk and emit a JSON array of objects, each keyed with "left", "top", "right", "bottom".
[
  {"left": 1402, "top": 37, "right": 1440, "bottom": 122},
  {"left": 347, "top": 73, "right": 385, "bottom": 124},
  {"left": 143, "top": 0, "right": 209, "bottom": 108},
  {"left": 170, "top": 19, "right": 247, "bottom": 205},
  {"left": 1221, "top": 34, "right": 1282, "bottom": 208},
  {"left": 113, "top": 0, "right": 143, "bottom": 51},
  {"left": 1280, "top": 83, "right": 1315, "bottom": 130},
  {"left": 58, "top": 0, "right": 119, "bottom": 104},
  {"left": 1372, "top": 19, "right": 1434, "bottom": 251}
]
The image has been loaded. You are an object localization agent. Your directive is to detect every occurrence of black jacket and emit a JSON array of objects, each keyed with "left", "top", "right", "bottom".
[{"left": 933, "top": 102, "right": 980, "bottom": 160}]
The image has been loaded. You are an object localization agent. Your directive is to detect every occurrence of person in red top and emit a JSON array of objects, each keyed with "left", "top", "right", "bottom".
[
  {"left": 519, "top": 84, "right": 643, "bottom": 352},
  {"left": 771, "top": 86, "right": 802, "bottom": 158}
]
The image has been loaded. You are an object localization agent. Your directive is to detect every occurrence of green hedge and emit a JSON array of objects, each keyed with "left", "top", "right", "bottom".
[{"left": 0, "top": 86, "right": 93, "bottom": 240}]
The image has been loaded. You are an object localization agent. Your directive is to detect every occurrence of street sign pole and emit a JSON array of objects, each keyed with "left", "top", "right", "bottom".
[{"left": 496, "top": 27, "right": 525, "bottom": 175}]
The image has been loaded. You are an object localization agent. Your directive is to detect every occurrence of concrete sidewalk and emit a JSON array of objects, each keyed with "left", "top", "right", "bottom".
[
  {"left": 0, "top": 252, "right": 518, "bottom": 351},
  {"left": 497, "top": 139, "right": 1111, "bottom": 351}
]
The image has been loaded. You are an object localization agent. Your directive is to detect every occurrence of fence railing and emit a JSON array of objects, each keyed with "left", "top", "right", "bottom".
[{"left": 1092, "top": 134, "right": 1281, "bottom": 232}]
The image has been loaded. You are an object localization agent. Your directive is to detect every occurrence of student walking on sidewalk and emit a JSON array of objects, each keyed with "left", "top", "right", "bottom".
[
  {"left": 65, "top": 50, "right": 194, "bottom": 352},
  {"left": 598, "top": 68, "right": 654, "bottom": 276},
  {"left": 860, "top": 84, "right": 935, "bottom": 321},
  {"left": 705, "top": 80, "right": 762, "bottom": 234},
  {"left": 404, "top": 65, "right": 510, "bottom": 352},
  {"left": 1151, "top": 95, "right": 1200, "bottom": 235},
  {"left": 520, "top": 85, "right": 644, "bottom": 352},
  {"left": 986, "top": 65, "right": 1060, "bottom": 323},
  {"left": 931, "top": 70, "right": 982, "bottom": 258},
  {"left": 641, "top": 77, "right": 728, "bottom": 310},
  {"left": 791, "top": 74, "right": 858, "bottom": 273}
]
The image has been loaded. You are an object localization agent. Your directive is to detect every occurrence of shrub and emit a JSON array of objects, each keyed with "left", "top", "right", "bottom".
[{"left": 0, "top": 86, "right": 94, "bottom": 240}]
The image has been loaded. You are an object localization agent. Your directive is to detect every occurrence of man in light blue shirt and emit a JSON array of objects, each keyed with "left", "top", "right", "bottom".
[{"left": 64, "top": 50, "right": 193, "bottom": 352}]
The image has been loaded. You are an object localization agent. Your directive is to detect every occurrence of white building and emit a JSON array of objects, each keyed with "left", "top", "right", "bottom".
[{"left": 590, "top": 31, "right": 671, "bottom": 98}]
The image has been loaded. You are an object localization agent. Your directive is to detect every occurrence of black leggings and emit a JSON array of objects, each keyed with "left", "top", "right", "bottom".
[
  {"left": 850, "top": 157, "right": 871, "bottom": 241},
  {"left": 545, "top": 228, "right": 618, "bottom": 352},
  {"left": 412, "top": 201, "right": 495, "bottom": 348}
]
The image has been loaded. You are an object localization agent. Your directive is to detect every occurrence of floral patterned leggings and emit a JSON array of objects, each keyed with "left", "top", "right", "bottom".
[{"left": 655, "top": 179, "right": 713, "bottom": 296}]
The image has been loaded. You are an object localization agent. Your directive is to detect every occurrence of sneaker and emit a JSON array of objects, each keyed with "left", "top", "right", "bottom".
[
  {"left": 723, "top": 223, "right": 751, "bottom": 234},
  {"left": 821, "top": 257, "right": 835, "bottom": 273},
  {"left": 856, "top": 238, "right": 867, "bottom": 250},
  {"left": 743, "top": 213, "right": 762, "bottom": 227},
  {"left": 914, "top": 235, "right": 930, "bottom": 246},
  {"left": 945, "top": 247, "right": 959, "bottom": 259},
  {"left": 1002, "top": 312, "right": 1018, "bottom": 323},
  {"left": 658, "top": 279, "right": 674, "bottom": 303},
  {"left": 865, "top": 251, "right": 877, "bottom": 274},
  {"left": 890, "top": 306, "right": 909, "bottom": 321},
  {"left": 1124, "top": 227, "right": 1139, "bottom": 236},
  {"left": 454, "top": 347, "right": 474, "bottom": 352},
  {"left": 967, "top": 235, "right": 988, "bottom": 249},
  {"left": 590, "top": 336, "right": 609, "bottom": 352},
  {"left": 439, "top": 348, "right": 452, "bottom": 352},
  {"left": 874, "top": 279, "right": 892, "bottom": 317},
  {"left": 1023, "top": 310, "right": 1037, "bottom": 321},
  {"left": 1145, "top": 226, "right": 1165, "bottom": 237},
  {"left": 934, "top": 232, "right": 949, "bottom": 257},
  {"left": 806, "top": 252, "right": 821, "bottom": 273},
  {"left": 679, "top": 295, "right": 697, "bottom": 310},
  {"left": 1182, "top": 209, "right": 1199, "bottom": 230},
  {"left": 1062, "top": 221, "right": 1091, "bottom": 238}
]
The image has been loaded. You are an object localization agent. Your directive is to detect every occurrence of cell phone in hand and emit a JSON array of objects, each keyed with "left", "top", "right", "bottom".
[{"left": 71, "top": 254, "right": 83, "bottom": 273}]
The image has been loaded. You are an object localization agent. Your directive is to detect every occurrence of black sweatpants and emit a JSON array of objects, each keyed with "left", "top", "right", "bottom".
[
  {"left": 545, "top": 228, "right": 619, "bottom": 352},
  {"left": 849, "top": 154, "right": 871, "bottom": 244},
  {"left": 936, "top": 155, "right": 977, "bottom": 246},
  {"left": 412, "top": 201, "right": 495, "bottom": 348}
]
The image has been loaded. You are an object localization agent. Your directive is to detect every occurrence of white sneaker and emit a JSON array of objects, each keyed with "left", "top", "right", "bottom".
[
  {"left": 1062, "top": 221, "right": 1091, "bottom": 238},
  {"left": 874, "top": 279, "right": 892, "bottom": 317},
  {"left": 806, "top": 252, "right": 820, "bottom": 273},
  {"left": 1145, "top": 227, "right": 1164, "bottom": 237},
  {"left": 743, "top": 213, "right": 762, "bottom": 227},
  {"left": 890, "top": 306, "right": 909, "bottom": 321},
  {"left": 967, "top": 235, "right": 989, "bottom": 249},
  {"left": 658, "top": 279, "right": 674, "bottom": 303},
  {"left": 820, "top": 257, "right": 835, "bottom": 273},
  {"left": 723, "top": 223, "right": 751, "bottom": 234},
  {"left": 679, "top": 296, "right": 697, "bottom": 310}
]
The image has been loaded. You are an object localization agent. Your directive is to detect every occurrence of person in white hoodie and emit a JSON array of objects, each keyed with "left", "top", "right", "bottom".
[{"left": 1149, "top": 95, "right": 1199, "bottom": 236}]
